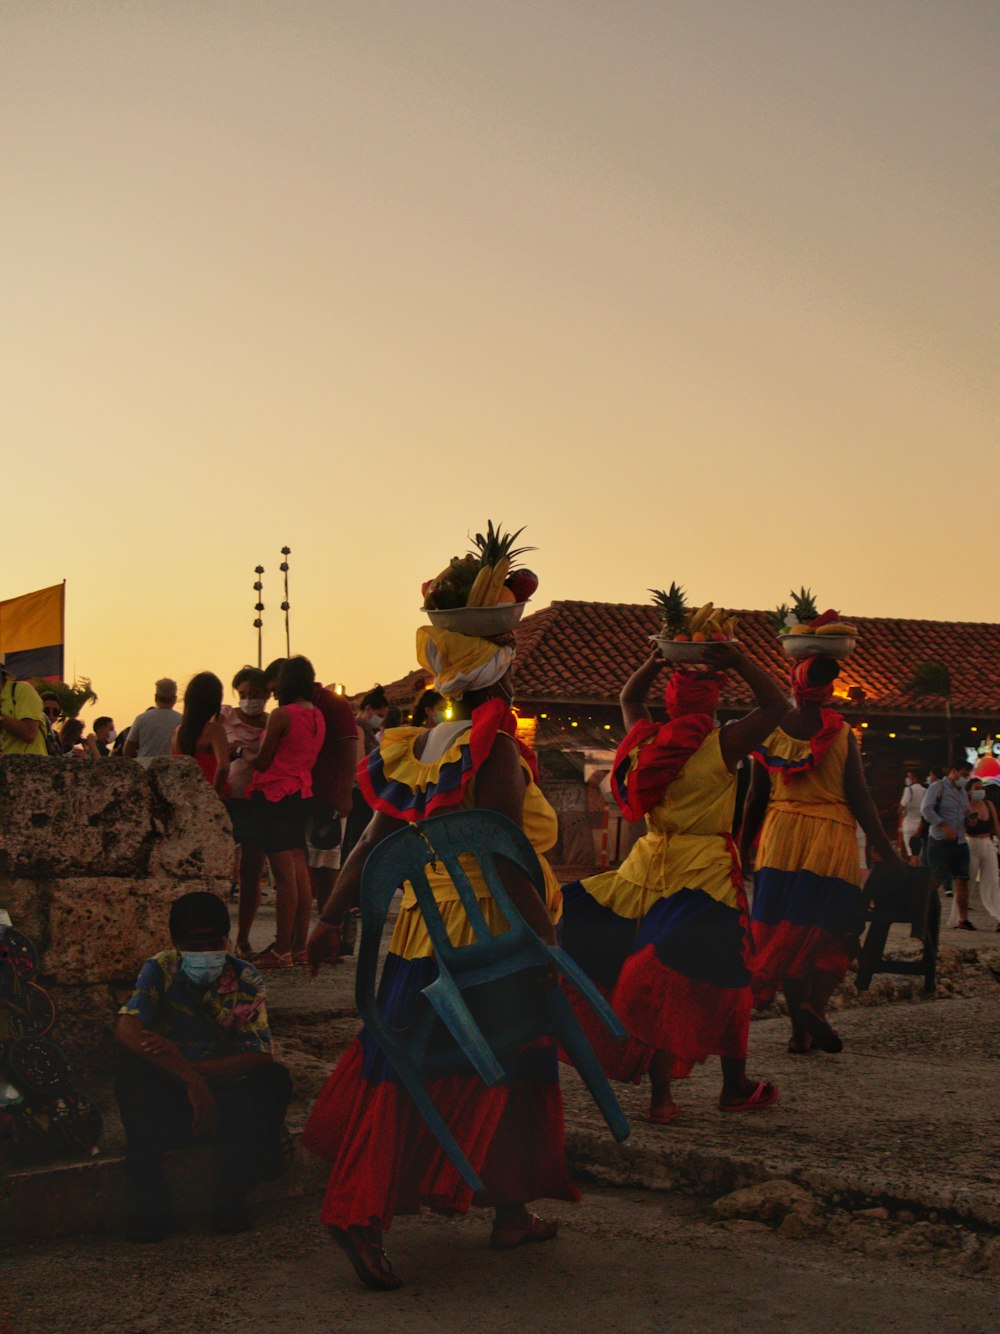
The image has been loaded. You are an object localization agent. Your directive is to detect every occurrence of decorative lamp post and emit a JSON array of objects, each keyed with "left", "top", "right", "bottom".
[
  {"left": 280, "top": 547, "right": 291, "bottom": 656},
  {"left": 253, "top": 566, "right": 265, "bottom": 668}
]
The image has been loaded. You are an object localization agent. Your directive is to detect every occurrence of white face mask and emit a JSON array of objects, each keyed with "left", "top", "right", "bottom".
[
  {"left": 904, "top": 777, "right": 912, "bottom": 786},
  {"left": 240, "top": 697, "right": 266, "bottom": 716},
  {"left": 971, "top": 790, "right": 986, "bottom": 803},
  {"left": 106, "top": 730, "right": 117, "bottom": 743}
]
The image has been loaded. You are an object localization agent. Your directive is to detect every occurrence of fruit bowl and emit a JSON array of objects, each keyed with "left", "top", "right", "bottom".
[
  {"left": 650, "top": 636, "right": 734, "bottom": 663},
  {"left": 423, "top": 603, "right": 528, "bottom": 636},
  {"left": 780, "top": 634, "right": 857, "bottom": 660}
]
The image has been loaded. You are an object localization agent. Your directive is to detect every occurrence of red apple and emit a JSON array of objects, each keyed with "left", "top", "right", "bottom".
[{"left": 505, "top": 568, "right": 539, "bottom": 602}]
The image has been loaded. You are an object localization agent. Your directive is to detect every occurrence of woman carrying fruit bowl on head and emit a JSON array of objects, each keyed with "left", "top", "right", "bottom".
[
  {"left": 301, "top": 525, "right": 574, "bottom": 1293},
  {"left": 739, "top": 631, "right": 906, "bottom": 1056},
  {"left": 559, "top": 590, "right": 790, "bottom": 1125}
]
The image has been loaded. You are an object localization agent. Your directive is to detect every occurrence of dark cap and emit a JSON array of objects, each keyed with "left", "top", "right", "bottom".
[{"left": 169, "top": 892, "right": 230, "bottom": 943}]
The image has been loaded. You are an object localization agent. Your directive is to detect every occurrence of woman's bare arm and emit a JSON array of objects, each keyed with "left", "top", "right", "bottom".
[{"left": 620, "top": 652, "right": 666, "bottom": 731}]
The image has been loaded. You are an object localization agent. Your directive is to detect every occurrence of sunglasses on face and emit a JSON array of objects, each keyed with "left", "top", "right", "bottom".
[{"left": 43, "top": 707, "right": 61, "bottom": 717}]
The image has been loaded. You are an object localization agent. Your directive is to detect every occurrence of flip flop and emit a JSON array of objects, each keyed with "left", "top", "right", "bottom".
[
  {"left": 640, "top": 1105, "right": 682, "bottom": 1126},
  {"left": 718, "top": 1080, "right": 779, "bottom": 1112},
  {"left": 489, "top": 1213, "right": 560, "bottom": 1251},
  {"left": 328, "top": 1225, "right": 402, "bottom": 1291}
]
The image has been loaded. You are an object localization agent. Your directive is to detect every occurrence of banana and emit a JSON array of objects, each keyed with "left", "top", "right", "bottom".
[
  {"left": 466, "top": 566, "right": 493, "bottom": 607},
  {"left": 483, "top": 557, "right": 511, "bottom": 605},
  {"left": 816, "top": 622, "right": 858, "bottom": 636},
  {"left": 689, "top": 602, "right": 715, "bottom": 632},
  {"left": 725, "top": 615, "right": 739, "bottom": 638},
  {"left": 789, "top": 624, "right": 814, "bottom": 636}
]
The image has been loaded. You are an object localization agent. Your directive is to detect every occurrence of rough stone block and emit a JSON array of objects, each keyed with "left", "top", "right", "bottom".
[
  {"left": 145, "top": 758, "right": 233, "bottom": 880},
  {"left": 43, "top": 877, "right": 228, "bottom": 985},
  {"left": 0, "top": 757, "right": 153, "bottom": 878},
  {"left": 0, "top": 877, "right": 49, "bottom": 946}
]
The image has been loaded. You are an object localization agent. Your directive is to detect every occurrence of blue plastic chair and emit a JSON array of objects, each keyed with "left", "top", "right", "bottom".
[{"left": 355, "top": 809, "right": 631, "bottom": 1193}]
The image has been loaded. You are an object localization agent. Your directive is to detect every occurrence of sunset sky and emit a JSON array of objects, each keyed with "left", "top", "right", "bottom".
[{"left": 4, "top": 2, "right": 996, "bottom": 731}]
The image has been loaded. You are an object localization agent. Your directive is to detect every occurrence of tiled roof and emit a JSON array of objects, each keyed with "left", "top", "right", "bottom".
[{"left": 508, "top": 602, "right": 1000, "bottom": 716}]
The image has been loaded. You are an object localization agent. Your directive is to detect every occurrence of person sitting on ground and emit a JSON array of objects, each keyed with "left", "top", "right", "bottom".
[
  {"left": 114, "top": 891, "right": 293, "bottom": 1241},
  {"left": 171, "top": 671, "right": 230, "bottom": 797}
]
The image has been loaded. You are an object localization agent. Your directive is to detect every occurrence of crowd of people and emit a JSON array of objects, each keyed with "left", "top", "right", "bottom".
[{"left": 2, "top": 617, "right": 998, "bottom": 1285}]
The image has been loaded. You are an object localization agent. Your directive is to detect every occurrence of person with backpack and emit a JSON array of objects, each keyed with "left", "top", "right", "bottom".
[{"left": 0, "top": 656, "right": 48, "bottom": 756}]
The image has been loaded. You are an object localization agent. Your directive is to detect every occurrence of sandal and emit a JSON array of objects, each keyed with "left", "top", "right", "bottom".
[
  {"left": 328, "top": 1225, "right": 402, "bottom": 1291},
  {"left": 253, "top": 946, "right": 294, "bottom": 969},
  {"left": 797, "top": 1003, "right": 843, "bottom": 1054},
  {"left": 489, "top": 1212, "right": 560, "bottom": 1251},
  {"left": 719, "top": 1079, "right": 779, "bottom": 1112},
  {"left": 787, "top": 1033, "right": 813, "bottom": 1055}
]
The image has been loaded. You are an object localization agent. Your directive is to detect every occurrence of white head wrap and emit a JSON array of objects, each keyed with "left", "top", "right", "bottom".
[{"left": 415, "top": 627, "right": 515, "bottom": 700}]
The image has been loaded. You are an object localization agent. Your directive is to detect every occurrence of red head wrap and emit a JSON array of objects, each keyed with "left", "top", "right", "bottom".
[
  {"left": 663, "top": 669, "right": 725, "bottom": 719},
  {"left": 752, "top": 655, "right": 845, "bottom": 781},
  {"left": 790, "top": 656, "right": 837, "bottom": 705}
]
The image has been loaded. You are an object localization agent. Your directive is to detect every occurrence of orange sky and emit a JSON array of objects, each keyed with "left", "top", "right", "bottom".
[{"left": 4, "top": 3, "right": 996, "bottom": 732}]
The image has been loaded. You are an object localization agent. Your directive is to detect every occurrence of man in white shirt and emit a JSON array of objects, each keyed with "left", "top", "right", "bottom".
[
  {"left": 123, "top": 678, "right": 182, "bottom": 759},
  {"left": 898, "top": 768, "right": 927, "bottom": 865}
]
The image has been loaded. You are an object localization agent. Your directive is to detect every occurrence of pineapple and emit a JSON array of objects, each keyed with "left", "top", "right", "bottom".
[
  {"left": 464, "top": 521, "right": 536, "bottom": 607},
  {"left": 468, "top": 521, "right": 534, "bottom": 573},
  {"left": 768, "top": 602, "right": 791, "bottom": 632},
  {"left": 649, "top": 583, "right": 689, "bottom": 638},
  {"left": 789, "top": 587, "right": 818, "bottom": 624}
]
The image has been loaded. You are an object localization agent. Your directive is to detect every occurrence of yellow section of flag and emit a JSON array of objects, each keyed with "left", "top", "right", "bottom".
[{"left": 0, "top": 583, "right": 65, "bottom": 654}]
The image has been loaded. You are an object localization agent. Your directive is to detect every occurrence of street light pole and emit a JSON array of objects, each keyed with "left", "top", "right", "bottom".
[
  {"left": 280, "top": 547, "right": 291, "bottom": 656},
  {"left": 253, "top": 565, "right": 265, "bottom": 668}
]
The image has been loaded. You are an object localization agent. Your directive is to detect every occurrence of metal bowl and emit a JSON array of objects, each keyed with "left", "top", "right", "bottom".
[
  {"left": 780, "top": 634, "right": 857, "bottom": 660},
  {"left": 423, "top": 602, "right": 527, "bottom": 636},
  {"left": 650, "top": 636, "right": 733, "bottom": 663}
]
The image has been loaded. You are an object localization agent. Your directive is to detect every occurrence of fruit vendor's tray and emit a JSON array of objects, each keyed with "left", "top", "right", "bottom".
[
  {"left": 424, "top": 603, "right": 527, "bottom": 636},
  {"left": 780, "top": 634, "right": 857, "bottom": 660},
  {"left": 650, "top": 637, "right": 734, "bottom": 663}
]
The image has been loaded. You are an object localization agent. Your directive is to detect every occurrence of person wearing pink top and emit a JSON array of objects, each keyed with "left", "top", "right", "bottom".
[{"left": 247, "top": 656, "right": 325, "bottom": 967}]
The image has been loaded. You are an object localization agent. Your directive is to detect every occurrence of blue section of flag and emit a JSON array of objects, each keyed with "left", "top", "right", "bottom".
[{"left": 3, "top": 644, "right": 63, "bottom": 680}]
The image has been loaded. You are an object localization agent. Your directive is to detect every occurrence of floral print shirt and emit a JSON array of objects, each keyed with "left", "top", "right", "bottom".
[{"left": 119, "top": 951, "right": 272, "bottom": 1061}]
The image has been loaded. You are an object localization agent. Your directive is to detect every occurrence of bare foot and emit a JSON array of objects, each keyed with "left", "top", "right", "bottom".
[
  {"left": 645, "top": 1097, "right": 681, "bottom": 1125},
  {"left": 490, "top": 1206, "right": 560, "bottom": 1251}
]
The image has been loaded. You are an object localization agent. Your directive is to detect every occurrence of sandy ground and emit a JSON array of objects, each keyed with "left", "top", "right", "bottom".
[{"left": 4, "top": 1184, "right": 997, "bottom": 1334}]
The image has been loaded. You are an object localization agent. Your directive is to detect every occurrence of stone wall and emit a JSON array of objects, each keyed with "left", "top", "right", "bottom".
[{"left": 0, "top": 756, "right": 233, "bottom": 1054}]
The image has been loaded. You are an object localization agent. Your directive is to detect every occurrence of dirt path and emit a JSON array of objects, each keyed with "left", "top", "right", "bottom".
[{"left": 5, "top": 1185, "right": 996, "bottom": 1334}]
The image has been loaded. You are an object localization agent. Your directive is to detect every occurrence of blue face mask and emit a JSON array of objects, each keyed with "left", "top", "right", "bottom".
[{"left": 180, "top": 950, "right": 228, "bottom": 987}]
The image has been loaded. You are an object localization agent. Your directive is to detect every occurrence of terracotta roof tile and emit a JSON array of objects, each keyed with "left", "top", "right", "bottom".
[{"left": 510, "top": 602, "right": 1000, "bottom": 715}]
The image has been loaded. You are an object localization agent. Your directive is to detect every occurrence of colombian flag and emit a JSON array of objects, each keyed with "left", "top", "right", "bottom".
[{"left": 0, "top": 583, "right": 65, "bottom": 680}]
